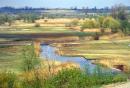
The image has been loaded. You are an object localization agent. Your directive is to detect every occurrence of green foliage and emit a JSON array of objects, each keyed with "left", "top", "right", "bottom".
[
  {"left": 103, "top": 17, "right": 120, "bottom": 33},
  {"left": 21, "top": 45, "right": 40, "bottom": 72},
  {"left": 0, "top": 14, "right": 6, "bottom": 25},
  {"left": 44, "top": 67, "right": 127, "bottom": 88},
  {"left": 98, "top": 16, "right": 105, "bottom": 28},
  {"left": 81, "top": 19, "right": 99, "bottom": 29},
  {"left": 44, "top": 68, "right": 87, "bottom": 88},
  {"left": 81, "top": 16, "right": 121, "bottom": 33},
  {"left": 0, "top": 14, "right": 16, "bottom": 26},
  {"left": 19, "top": 13, "right": 39, "bottom": 23},
  {"left": 111, "top": 4, "right": 130, "bottom": 34},
  {"left": 120, "top": 20, "right": 130, "bottom": 34}
]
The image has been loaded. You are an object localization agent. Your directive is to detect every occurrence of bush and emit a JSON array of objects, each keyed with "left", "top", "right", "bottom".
[
  {"left": 103, "top": 17, "right": 120, "bottom": 33},
  {"left": 81, "top": 19, "right": 99, "bottom": 30},
  {"left": 44, "top": 67, "right": 127, "bottom": 88},
  {"left": 34, "top": 23, "right": 40, "bottom": 27},
  {"left": 44, "top": 68, "right": 89, "bottom": 88}
]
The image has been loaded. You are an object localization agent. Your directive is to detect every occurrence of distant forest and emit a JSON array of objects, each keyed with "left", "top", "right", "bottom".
[{"left": 0, "top": 6, "right": 130, "bottom": 14}]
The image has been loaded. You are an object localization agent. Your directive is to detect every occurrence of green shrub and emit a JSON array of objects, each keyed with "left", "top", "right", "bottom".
[
  {"left": 81, "top": 19, "right": 99, "bottom": 30},
  {"left": 103, "top": 16, "right": 120, "bottom": 33},
  {"left": 43, "top": 67, "right": 127, "bottom": 88}
]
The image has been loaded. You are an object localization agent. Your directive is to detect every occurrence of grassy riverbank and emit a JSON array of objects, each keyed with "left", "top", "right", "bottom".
[
  {"left": 0, "top": 46, "right": 23, "bottom": 72},
  {"left": 0, "top": 67, "right": 127, "bottom": 88},
  {"left": 54, "top": 37, "right": 130, "bottom": 72}
]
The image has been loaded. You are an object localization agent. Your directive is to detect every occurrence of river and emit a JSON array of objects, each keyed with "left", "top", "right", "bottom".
[{"left": 40, "top": 44, "right": 121, "bottom": 73}]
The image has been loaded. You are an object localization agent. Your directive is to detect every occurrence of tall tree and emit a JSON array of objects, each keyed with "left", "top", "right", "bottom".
[
  {"left": 111, "top": 4, "right": 130, "bottom": 34},
  {"left": 111, "top": 4, "right": 128, "bottom": 20},
  {"left": 103, "top": 16, "right": 120, "bottom": 33}
]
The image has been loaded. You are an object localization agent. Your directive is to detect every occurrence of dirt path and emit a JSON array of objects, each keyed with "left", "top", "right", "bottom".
[{"left": 102, "top": 81, "right": 130, "bottom": 88}]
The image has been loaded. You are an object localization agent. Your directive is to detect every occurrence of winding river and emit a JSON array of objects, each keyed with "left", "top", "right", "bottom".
[{"left": 40, "top": 44, "right": 120, "bottom": 73}]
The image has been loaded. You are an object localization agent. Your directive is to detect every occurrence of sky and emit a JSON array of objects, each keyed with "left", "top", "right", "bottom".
[{"left": 0, "top": 0, "right": 130, "bottom": 8}]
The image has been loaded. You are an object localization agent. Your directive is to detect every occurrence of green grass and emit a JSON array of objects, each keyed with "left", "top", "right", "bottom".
[{"left": 0, "top": 46, "right": 23, "bottom": 72}]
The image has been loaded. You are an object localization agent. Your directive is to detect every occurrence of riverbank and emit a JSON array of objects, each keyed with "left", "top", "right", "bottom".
[
  {"left": 0, "top": 45, "right": 80, "bottom": 73},
  {"left": 53, "top": 37, "right": 130, "bottom": 72},
  {"left": 0, "top": 46, "right": 23, "bottom": 72}
]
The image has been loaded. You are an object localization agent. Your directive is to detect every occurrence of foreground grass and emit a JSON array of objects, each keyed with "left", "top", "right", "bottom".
[{"left": 0, "top": 68, "right": 127, "bottom": 88}]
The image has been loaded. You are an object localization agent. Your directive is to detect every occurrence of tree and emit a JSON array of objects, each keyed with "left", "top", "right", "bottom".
[
  {"left": 111, "top": 4, "right": 128, "bottom": 20},
  {"left": 103, "top": 17, "right": 120, "bottom": 33},
  {"left": 0, "top": 14, "right": 6, "bottom": 25},
  {"left": 111, "top": 4, "right": 130, "bottom": 34},
  {"left": 120, "top": 20, "right": 130, "bottom": 34},
  {"left": 0, "top": 14, "right": 15, "bottom": 26},
  {"left": 98, "top": 16, "right": 105, "bottom": 33},
  {"left": 5, "top": 15, "right": 15, "bottom": 26},
  {"left": 81, "top": 19, "right": 99, "bottom": 31},
  {"left": 19, "top": 13, "right": 39, "bottom": 23}
]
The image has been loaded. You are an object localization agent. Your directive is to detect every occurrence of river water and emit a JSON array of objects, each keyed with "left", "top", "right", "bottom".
[{"left": 40, "top": 44, "right": 120, "bottom": 73}]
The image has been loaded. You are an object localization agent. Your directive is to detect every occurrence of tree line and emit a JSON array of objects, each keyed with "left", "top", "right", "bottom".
[
  {"left": 69, "top": 4, "right": 130, "bottom": 34},
  {"left": 0, "top": 4, "right": 130, "bottom": 34},
  {"left": 0, "top": 13, "right": 40, "bottom": 26}
]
